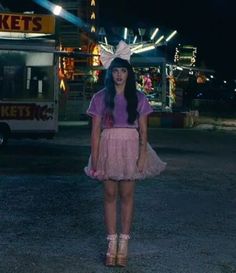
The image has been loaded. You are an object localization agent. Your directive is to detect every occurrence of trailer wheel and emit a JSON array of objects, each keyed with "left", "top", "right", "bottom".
[{"left": 0, "top": 129, "right": 9, "bottom": 147}]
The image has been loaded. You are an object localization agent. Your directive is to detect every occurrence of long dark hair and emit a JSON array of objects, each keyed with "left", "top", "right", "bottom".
[{"left": 104, "top": 57, "right": 138, "bottom": 124}]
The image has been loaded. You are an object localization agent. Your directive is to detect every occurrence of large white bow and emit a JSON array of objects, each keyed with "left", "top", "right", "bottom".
[{"left": 100, "top": 40, "right": 131, "bottom": 69}]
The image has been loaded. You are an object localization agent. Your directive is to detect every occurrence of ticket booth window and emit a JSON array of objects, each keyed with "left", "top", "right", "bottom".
[{"left": 0, "top": 50, "right": 54, "bottom": 101}]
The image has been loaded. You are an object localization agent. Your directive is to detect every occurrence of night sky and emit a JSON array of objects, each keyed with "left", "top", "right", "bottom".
[{"left": 1, "top": 0, "right": 235, "bottom": 79}]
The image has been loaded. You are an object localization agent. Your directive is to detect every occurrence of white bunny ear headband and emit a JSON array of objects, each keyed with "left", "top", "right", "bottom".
[{"left": 99, "top": 40, "right": 131, "bottom": 69}]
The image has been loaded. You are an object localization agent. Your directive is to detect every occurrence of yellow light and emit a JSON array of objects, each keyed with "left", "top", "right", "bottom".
[
  {"left": 90, "top": 12, "right": 95, "bottom": 19},
  {"left": 104, "top": 36, "right": 108, "bottom": 45},
  {"left": 155, "top": 35, "right": 164, "bottom": 44},
  {"left": 124, "top": 27, "right": 128, "bottom": 40},
  {"left": 100, "top": 44, "right": 113, "bottom": 54},
  {"left": 91, "top": 0, "right": 96, "bottom": 6},
  {"left": 134, "top": 45, "right": 155, "bottom": 53},
  {"left": 60, "top": 79, "right": 66, "bottom": 91},
  {"left": 131, "top": 44, "right": 143, "bottom": 52},
  {"left": 166, "top": 30, "right": 177, "bottom": 42},
  {"left": 150, "top": 28, "right": 159, "bottom": 40}
]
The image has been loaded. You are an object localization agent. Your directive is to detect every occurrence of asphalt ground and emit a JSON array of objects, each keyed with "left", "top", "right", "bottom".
[{"left": 0, "top": 126, "right": 236, "bottom": 273}]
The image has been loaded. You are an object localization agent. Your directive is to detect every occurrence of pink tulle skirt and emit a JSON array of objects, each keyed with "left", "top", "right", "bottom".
[{"left": 84, "top": 128, "right": 166, "bottom": 181}]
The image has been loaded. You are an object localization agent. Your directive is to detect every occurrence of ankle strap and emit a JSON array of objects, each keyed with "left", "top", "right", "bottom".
[
  {"left": 107, "top": 234, "right": 117, "bottom": 240},
  {"left": 119, "top": 234, "right": 130, "bottom": 240}
]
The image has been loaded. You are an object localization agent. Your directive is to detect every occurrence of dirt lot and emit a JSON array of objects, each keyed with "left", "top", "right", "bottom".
[{"left": 0, "top": 127, "right": 236, "bottom": 273}]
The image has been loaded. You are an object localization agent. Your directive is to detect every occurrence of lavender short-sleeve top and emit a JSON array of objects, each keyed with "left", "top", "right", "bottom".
[{"left": 87, "top": 89, "right": 153, "bottom": 128}]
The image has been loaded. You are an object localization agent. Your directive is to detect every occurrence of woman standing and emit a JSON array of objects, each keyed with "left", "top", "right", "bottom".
[{"left": 85, "top": 42, "right": 166, "bottom": 267}]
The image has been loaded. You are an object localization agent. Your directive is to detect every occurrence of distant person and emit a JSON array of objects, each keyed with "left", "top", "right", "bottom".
[
  {"left": 143, "top": 73, "right": 153, "bottom": 93},
  {"left": 84, "top": 41, "right": 166, "bottom": 267},
  {"left": 136, "top": 74, "right": 144, "bottom": 92}
]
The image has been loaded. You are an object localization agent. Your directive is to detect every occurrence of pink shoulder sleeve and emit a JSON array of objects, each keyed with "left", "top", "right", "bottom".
[
  {"left": 138, "top": 93, "right": 153, "bottom": 116},
  {"left": 87, "top": 91, "right": 104, "bottom": 117}
]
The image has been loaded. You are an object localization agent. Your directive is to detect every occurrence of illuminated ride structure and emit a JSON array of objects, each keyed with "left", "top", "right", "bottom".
[{"left": 95, "top": 27, "right": 178, "bottom": 112}]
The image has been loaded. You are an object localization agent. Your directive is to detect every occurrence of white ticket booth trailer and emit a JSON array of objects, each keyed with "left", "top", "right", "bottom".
[{"left": 0, "top": 12, "right": 58, "bottom": 146}]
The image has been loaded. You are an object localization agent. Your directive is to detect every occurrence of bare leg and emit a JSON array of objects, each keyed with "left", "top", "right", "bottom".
[
  {"left": 119, "top": 180, "right": 135, "bottom": 235},
  {"left": 116, "top": 180, "right": 135, "bottom": 267},
  {"left": 103, "top": 180, "right": 118, "bottom": 235}
]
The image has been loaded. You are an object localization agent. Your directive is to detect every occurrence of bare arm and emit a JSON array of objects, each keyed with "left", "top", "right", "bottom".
[
  {"left": 91, "top": 115, "right": 102, "bottom": 171},
  {"left": 137, "top": 115, "right": 148, "bottom": 172}
]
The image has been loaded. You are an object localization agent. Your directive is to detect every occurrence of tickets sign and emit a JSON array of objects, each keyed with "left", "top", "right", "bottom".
[
  {"left": 0, "top": 13, "right": 55, "bottom": 34},
  {"left": 0, "top": 103, "right": 54, "bottom": 121}
]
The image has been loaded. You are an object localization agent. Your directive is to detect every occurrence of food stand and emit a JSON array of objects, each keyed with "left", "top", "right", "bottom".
[{"left": 0, "top": 12, "right": 58, "bottom": 146}]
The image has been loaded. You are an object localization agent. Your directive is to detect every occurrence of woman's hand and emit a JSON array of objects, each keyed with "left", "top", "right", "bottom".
[
  {"left": 137, "top": 154, "right": 146, "bottom": 173},
  {"left": 137, "top": 115, "right": 148, "bottom": 173},
  {"left": 91, "top": 115, "right": 101, "bottom": 174}
]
